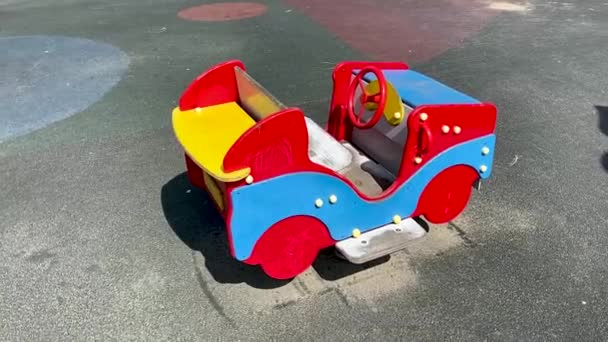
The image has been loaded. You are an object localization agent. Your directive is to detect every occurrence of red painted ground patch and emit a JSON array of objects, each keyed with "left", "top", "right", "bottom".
[
  {"left": 282, "top": 0, "right": 505, "bottom": 64},
  {"left": 178, "top": 2, "right": 267, "bottom": 22}
]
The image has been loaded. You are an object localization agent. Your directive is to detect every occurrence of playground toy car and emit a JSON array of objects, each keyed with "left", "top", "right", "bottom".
[{"left": 171, "top": 60, "right": 497, "bottom": 280}]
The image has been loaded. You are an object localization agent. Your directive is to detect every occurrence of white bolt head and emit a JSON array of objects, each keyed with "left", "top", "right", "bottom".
[
  {"left": 481, "top": 147, "right": 490, "bottom": 155},
  {"left": 245, "top": 175, "right": 254, "bottom": 184},
  {"left": 315, "top": 198, "right": 324, "bottom": 208},
  {"left": 453, "top": 126, "right": 462, "bottom": 134},
  {"left": 419, "top": 113, "right": 428, "bottom": 121},
  {"left": 329, "top": 194, "right": 338, "bottom": 204},
  {"left": 479, "top": 165, "right": 488, "bottom": 173},
  {"left": 414, "top": 157, "right": 422, "bottom": 164},
  {"left": 195, "top": 107, "right": 202, "bottom": 113},
  {"left": 394, "top": 112, "right": 401, "bottom": 119},
  {"left": 441, "top": 125, "right": 450, "bottom": 134}
]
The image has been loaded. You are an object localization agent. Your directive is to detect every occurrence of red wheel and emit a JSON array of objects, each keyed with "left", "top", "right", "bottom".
[
  {"left": 415, "top": 165, "right": 479, "bottom": 224},
  {"left": 252, "top": 216, "right": 333, "bottom": 280},
  {"left": 347, "top": 66, "right": 387, "bottom": 129}
]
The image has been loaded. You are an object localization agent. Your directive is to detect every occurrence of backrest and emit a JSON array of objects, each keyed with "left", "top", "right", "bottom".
[
  {"left": 235, "top": 66, "right": 287, "bottom": 121},
  {"left": 233, "top": 66, "right": 353, "bottom": 172},
  {"left": 348, "top": 73, "right": 414, "bottom": 175},
  {"left": 351, "top": 104, "right": 412, "bottom": 175}
]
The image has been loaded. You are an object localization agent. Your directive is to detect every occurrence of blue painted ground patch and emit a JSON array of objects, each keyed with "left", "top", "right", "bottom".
[{"left": 0, "top": 35, "right": 129, "bottom": 143}]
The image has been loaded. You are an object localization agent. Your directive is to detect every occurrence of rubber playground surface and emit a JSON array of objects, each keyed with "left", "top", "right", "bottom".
[{"left": 1, "top": 0, "right": 608, "bottom": 340}]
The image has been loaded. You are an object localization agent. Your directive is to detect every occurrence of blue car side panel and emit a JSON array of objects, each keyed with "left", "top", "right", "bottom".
[{"left": 229, "top": 134, "right": 495, "bottom": 261}]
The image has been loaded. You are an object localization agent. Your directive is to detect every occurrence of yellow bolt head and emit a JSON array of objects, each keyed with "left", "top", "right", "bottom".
[
  {"left": 315, "top": 198, "right": 324, "bottom": 208},
  {"left": 479, "top": 164, "right": 488, "bottom": 173},
  {"left": 419, "top": 113, "right": 428, "bottom": 121},
  {"left": 245, "top": 175, "right": 254, "bottom": 184},
  {"left": 352, "top": 228, "right": 361, "bottom": 238},
  {"left": 394, "top": 112, "right": 401, "bottom": 119},
  {"left": 453, "top": 126, "right": 462, "bottom": 134},
  {"left": 441, "top": 125, "right": 450, "bottom": 134},
  {"left": 393, "top": 215, "right": 402, "bottom": 224},
  {"left": 195, "top": 107, "right": 202, "bottom": 113},
  {"left": 414, "top": 156, "right": 422, "bottom": 164},
  {"left": 481, "top": 146, "right": 490, "bottom": 155},
  {"left": 329, "top": 194, "right": 337, "bottom": 204}
]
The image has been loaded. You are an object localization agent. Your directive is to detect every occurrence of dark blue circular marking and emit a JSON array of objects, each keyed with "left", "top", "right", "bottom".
[{"left": 0, "top": 35, "right": 129, "bottom": 143}]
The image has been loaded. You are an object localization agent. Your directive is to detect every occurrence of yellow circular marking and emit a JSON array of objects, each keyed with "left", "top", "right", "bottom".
[
  {"left": 453, "top": 126, "right": 462, "bottom": 134},
  {"left": 480, "top": 165, "right": 488, "bottom": 173},
  {"left": 329, "top": 194, "right": 338, "bottom": 204},
  {"left": 419, "top": 113, "right": 428, "bottom": 121},
  {"left": 414, "top": 156, "right": 422, "bottom": 164},
  {"left": 245, "top": 175, "right": 254, "bottom": 184},
  {"left": 481, "top": 147, "right": 490, "bottom": 155},
  {"left": 393, "top": 215, "right": 402, "bottom": 224},
  {"left": 441, "top": 125, "right": 450, "bottom": 134},
  {"left": 315, "top": 198, "right": 324, "bottom": 208},
  {"left": 352, "top": 228, "right": 361, "bottom": 238}
]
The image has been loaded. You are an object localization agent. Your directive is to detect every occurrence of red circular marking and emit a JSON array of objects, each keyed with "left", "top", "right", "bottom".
[
  {"left": 282, "top": 0, "right": 501, "bottom": 63},
  {"left": 178, "top": 2, "right": 267, "bottom": 22}
]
